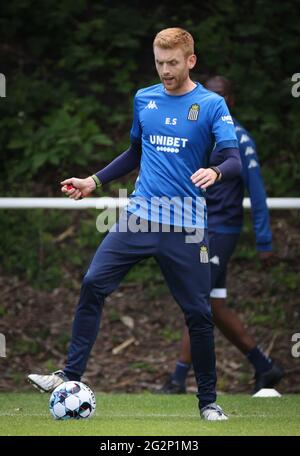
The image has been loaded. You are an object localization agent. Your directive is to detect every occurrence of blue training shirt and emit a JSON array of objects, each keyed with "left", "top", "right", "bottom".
[
  {"left": 128, "top": 82, "right": 238, "bottom": 228},
  {"left": 207, "top": 118, "right": 272, "bottom": 251}
]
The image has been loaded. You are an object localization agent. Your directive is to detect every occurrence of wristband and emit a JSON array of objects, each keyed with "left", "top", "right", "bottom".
[{"left": 91, "top": 174, "right": 102, "bottom": 189}]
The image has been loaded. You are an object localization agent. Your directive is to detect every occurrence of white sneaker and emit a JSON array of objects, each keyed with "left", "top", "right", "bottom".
[
  {"left": 200, "top": 403, "right": 228, "bottom": 421},
  {"left": 28, "top": 370, "right": 69, "bottom": 392}
]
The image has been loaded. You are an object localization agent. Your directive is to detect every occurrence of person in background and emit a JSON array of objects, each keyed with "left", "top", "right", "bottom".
[{"left": 160, "top": 76, "right": 284, "bottom": 395}]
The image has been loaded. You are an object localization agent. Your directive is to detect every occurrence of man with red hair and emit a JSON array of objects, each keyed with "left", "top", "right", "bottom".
[{"left": 28, "top": 28, "right": 241, "bottom": 421}]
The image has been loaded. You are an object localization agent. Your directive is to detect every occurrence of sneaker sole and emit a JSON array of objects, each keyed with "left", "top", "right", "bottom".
[{"left": 27, "top": 376, "right": 48, "bottom": 393}]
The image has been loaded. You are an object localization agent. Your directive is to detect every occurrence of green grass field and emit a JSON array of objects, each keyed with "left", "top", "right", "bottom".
[{"left": 0, "top": 393, "right": 299, "bottom": 436}]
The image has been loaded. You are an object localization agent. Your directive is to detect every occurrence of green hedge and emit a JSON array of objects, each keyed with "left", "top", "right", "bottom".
[
  {"left": 0, "top": 0, "right": 299, "bottom": 195},
  {"left": 0, "top": 1, "right": 299, "bottom": 287}
]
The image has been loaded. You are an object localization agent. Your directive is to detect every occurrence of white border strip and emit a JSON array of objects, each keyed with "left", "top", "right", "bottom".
[
  {"left": 0, "top": 197, "right": 299, "bottom": 210},
  {"left": 0, "top": 197, "right": 129, "bottom": 209},
  {"left": 244, "top": 197, "right": 300, "bottom": 209}
]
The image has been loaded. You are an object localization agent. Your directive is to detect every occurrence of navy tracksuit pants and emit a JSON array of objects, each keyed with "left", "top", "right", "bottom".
[{"left": 64, "top": 213, "right": 216, "bottom": 408}]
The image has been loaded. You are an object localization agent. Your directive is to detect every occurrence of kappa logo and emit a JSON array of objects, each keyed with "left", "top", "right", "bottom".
[
  {"left": 210, "top": 255, "right": 220, "bottom": 265},
  {"left": 240, "top": 134, "right": 250, "bottom": 143},
  {"left": 248, "top": 159, "right": 258, "bottom": 169},
  {"left": 245, "top": 146, "right": 255, "bottom": 156},
  {"left": 146, "top": 100, "right": 158, "bottom": 110}
]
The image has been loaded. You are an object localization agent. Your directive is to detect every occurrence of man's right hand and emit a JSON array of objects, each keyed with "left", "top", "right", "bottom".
[{"left": 61, "top": 176, "right": 96, "bottom": 200}]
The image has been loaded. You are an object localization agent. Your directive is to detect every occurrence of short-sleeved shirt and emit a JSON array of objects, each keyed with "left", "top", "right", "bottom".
[{"left": 128, "top": 82, "right": 238, "bottom": 228}]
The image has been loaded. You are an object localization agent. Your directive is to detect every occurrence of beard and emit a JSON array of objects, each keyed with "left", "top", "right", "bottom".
[{"left": 161, "top": 71, "right": 189, "bottom": 93}]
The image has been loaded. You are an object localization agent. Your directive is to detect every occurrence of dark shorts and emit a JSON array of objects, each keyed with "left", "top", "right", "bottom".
[{"left": 208, "top": 231, "right": 240, "bottom": 299}]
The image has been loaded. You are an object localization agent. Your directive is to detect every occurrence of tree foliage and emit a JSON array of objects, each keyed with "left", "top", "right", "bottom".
[
  {"left": 0, "top": 0, "right": 299, "bottom": 195},
  {"left": 0, "top": 1, "right": 299, "bottom": 287}
]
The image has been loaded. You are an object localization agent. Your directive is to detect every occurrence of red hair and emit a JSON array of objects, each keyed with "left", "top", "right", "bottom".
[{"left": 153, "top": 28, "right": 194, "bottom": 57}]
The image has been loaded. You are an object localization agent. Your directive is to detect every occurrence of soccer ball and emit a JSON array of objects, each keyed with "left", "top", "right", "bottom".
[{"left": 49, "top": 381, "right": 96, "bottom": 420}]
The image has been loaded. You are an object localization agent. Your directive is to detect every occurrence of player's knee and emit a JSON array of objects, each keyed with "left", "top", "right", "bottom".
[
  {"left": 186, "top": 307, "right": 213, "bottom": 329},
  {"left": 82, "top": 272, "right": 104, "bottom": 294},
  {"left": 82, "top": 271, "right": 96, "bottom": 288},
  {"left": 82, "top": 271, "right": 114, "bottom": 297}
]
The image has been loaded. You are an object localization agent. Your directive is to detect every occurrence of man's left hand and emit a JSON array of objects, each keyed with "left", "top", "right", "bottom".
[{"left": 191, "top": 168, "right": 218, "bottom": 189}]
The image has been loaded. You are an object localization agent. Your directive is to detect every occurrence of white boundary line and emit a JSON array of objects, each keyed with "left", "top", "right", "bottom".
[{"left": 0, "top": 197, "right": 299, "bottom": 210}]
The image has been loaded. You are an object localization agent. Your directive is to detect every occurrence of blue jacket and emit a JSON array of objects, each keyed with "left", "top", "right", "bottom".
[{"left": 207, "top": 118, "right": 272, "bottom": 251}]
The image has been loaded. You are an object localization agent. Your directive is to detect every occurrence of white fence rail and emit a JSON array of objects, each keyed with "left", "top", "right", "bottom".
[{"left": 0, "top": 197, "right": 299, "bottom": 210}]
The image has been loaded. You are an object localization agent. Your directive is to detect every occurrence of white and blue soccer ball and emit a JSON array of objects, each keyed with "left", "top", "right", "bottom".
[{"left": 49, "top": 381, "right": 96, "bottom": 420}]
